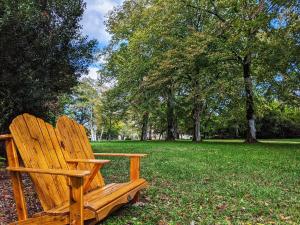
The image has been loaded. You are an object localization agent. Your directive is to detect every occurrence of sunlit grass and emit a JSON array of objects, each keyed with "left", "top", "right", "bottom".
[{"left": 91, "top": 140, "right": 300, "bottom": 225}]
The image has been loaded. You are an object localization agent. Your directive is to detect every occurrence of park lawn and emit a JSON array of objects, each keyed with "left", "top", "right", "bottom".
[{"left": 91, "top": 140, "right": 300, "bottom": 225}]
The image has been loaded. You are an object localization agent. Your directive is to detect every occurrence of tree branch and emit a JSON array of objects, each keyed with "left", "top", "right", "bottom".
[{"left": 181, "top": 0, "right": 226, "bottom": 23}]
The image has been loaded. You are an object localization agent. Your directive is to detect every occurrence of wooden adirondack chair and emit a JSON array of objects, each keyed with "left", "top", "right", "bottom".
[
  {"left": 1, "top": 114, "right": 148, "bottom": 225},
  {"left": 56, "top": 115, "right": 148, "bottom": 202}
]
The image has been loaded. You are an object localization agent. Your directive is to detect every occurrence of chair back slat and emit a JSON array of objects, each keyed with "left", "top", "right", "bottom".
[
  {"left": 9, "top": 114, "right": 69, "bottom": 210},
  {"left": 57, "top": 116, "right": 105, "bottom": 190}
]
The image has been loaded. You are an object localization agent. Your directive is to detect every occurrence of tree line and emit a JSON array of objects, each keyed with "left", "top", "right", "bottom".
[
  {"left": 93, "top": 0, "right": 299, "bottom": 142},
  {"left": 0, "top": 0, "right": 299, "bottom": 147}
]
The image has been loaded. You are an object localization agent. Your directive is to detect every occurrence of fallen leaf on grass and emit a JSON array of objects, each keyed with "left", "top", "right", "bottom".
[
  {"left": 216, "top": 202, "right": 228, "bottom": 211},
  {"left": 279, "top": 214, "right": 292, "bottom": 221},
  {"left": 158, "top": 220, "right": 168, "bottom": 225}
]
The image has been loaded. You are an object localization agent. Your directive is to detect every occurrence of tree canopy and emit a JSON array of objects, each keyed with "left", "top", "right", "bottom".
[
  {"left": 0, "top": 0, "right": 96, "bottom": 133},
  {"left": 97, "top": 0, "right": 299, "bottom": 142}
]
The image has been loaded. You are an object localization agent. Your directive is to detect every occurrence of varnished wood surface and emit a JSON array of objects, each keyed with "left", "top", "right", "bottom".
[
  {"left": 69, "top": 177, "right": 84, "bottom": 225},
  {"left": 6, "top": 113, "right": 149, "bottom": 225},
  {"left": 7, "top": 167, "right": 91, "bottom": 177},
  {"left": 57, "top": 116, "right": 105, "bottom": 190},
  {"left": 10, "top": 114, "right": 71, "bottom": 210},
  {"left": 45, "top": 179, "right": 147, "bottom": 215},
  {"left": 6, "top": 139, "right": 28, "bottom": 220},
  {"left": 94, "top": 153, "right": 147, "bottom": 157},
  {"left": 0, "top": 134, "right": 12, "bottom": 140},
  {"left": 66, "top": 159, "right": 110, "bottom": 164}
]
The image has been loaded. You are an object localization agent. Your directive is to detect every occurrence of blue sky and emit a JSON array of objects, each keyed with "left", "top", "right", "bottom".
[{"left": 81, "top": 0, "right": 124, "bottom": 79}]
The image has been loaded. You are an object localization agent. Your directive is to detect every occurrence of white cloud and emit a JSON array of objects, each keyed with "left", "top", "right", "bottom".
[
  {"left": 81, "top": 0, "right": 124, "bottom": 80},
  {"left": 85, "top": 67, "right": 99, "bottom": 80},
  {"left": 81, "top": 0, "right": 124, "bottom": 45}
]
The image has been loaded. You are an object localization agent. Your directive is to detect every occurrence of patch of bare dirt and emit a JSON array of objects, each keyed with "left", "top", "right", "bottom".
[{"left": 0, "top": 163, "right": 42, "bottom": 225}]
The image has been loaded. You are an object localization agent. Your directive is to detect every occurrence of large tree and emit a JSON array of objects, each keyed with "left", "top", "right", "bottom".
[
  {"left": 182, "top": 0, "right": 300, "bottom": 142},
  {"left": 103, "top": 1, "right": 161, "bottom": 141},
  {"left": 102, "top": 0, "right": 299, "bottom": 142},
  {"left": 0, "top": 0, "right": 96, "bottom": 134}
]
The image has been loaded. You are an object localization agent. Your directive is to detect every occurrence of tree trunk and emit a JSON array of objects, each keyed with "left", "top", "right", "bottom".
[
  {"left": 235, "top": 125, "right": 239, "bottom": 138},
  {"left": 192, "top": 103, "right": 201, "bottom": 142},
  {"left": 140, "top": 112, "right": 149, "bottom": 141},
  {"left": 148, "top": 123, "right": 152, "bottom": 140},
  {"left": 166, "top": 88, "right": 176, "bottom": 141},
  {"left": 108, "top": 117, "right": 112, "bottom": 140},
  {"left": 99, "top": 126, "right": 104, "bottom": 140},
  {"left": 192, "top": 79, "right": 202, "bottom": 142},
  {"left": 243, "top": 55, "right": 257, "bottom": 143}
]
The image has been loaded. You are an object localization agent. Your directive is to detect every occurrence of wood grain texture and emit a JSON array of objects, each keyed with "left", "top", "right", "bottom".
[
  {"left": 86, "top": 179, "right": 147, "bottom": 210},
  {"left": 7, "top": 167, "right": 90, "bottom": 177},
  {"left": 0, "top": 134, "right": 12, "bottom": 140},
  {"left": 66, "top": 159, "right": 110, "bottom": 164},
  {"left": 57, "top": 116, "right": 105, "bottom": 189},
  {"left": 130, "top": 156, "right": 141, "bottom": 202},
  {"left": 130, "top": 157, "right": 140, "bottom": 181},
  {"left": 96, "top": 182, "right": 148, "bottom": 221},
  {"left": 83, "top": 164, "right": 103, "bottom": 193},
  {"left": 94, "top": 153, "right": 147, "bottom": 157},
  {"left": 45, "top": 180, "right": 147, "bottom": 215},
  {"left": 6, "top": 139, "right": 28, "bottom": 221},
  {"left": 10, "top": 114, "right": 58, "bottom": 209},
  {"left": 7, "top": 113, "right": 149, "bottom": 224},
  {"left": 69, "top": 177, "right": 84, "bottom": 225}
]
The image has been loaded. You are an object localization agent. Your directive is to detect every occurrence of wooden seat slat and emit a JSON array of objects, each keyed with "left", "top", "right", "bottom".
[
  {"left": 45, "top": 183, "right": 124, "bottom": 215},
  {"left": 45, "top": 180, "right": 146, "bottom": 215},
  {"left": 86, "top": 179, "right": 147, "bottom": 210}
]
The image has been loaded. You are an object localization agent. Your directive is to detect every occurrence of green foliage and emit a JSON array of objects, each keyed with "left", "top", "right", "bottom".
[
  {"left": 100, "top": 0, "right": 300, "bottom": 141},
  {"left": 0, "top": 0, "right": 96, "bottom": 132},
  {"left": 92, "top": 140, "right": 300, "bottom": 224},
  {"left": 256, "top": 101, "right": 300, "bottom": 138},
  {"left": 64, "top": 78, "right": 100, "bottom": 126}
]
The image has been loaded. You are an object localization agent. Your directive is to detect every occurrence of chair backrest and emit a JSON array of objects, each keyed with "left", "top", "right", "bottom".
[
  {"left": 56, "top": 116, "right": 105, "bottom": 190},
  {"left": 9, "top": 114, "right": 70, "bottom": 211}
]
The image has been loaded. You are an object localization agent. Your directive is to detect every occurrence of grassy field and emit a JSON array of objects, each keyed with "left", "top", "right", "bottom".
[{"left": 91, "top": 140, "right": 300, "bottom": 225}]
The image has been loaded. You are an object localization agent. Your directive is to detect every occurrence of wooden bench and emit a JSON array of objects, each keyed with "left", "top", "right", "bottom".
[
  {"left": 56, "top": 115, "right": 147, "bottom": 201},
  {"left": 1, "top": 113, "right": 148, "bottom": 225}
]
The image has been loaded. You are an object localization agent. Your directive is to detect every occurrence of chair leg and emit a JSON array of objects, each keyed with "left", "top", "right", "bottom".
[
  {"left": 132, "top": 191, "right": 140, "bottom": 203},
  {"left": 69, "top": 177, "right": 84, "bottom": 225}
]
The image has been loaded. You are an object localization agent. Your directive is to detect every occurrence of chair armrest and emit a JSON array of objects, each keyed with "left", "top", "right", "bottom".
[
  {"left": 0, "top": 134, "right": 12, "bottom": 141},
  {"left": 94, "top": 153, "right": 147, "bottom": 157},
  {"left": 7, "top": 167, "right": 90, "bottom": 177},
  {"left": 66, "top": 159, "right": 110, "bottom": 164},
  {"left": 95, "top": 153, "right": 146, "bottom": 182}
]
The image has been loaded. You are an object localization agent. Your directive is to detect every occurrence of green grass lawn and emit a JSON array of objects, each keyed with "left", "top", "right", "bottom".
[{"left": 91, "top": 140, "right": 300, "bottom": 225}]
